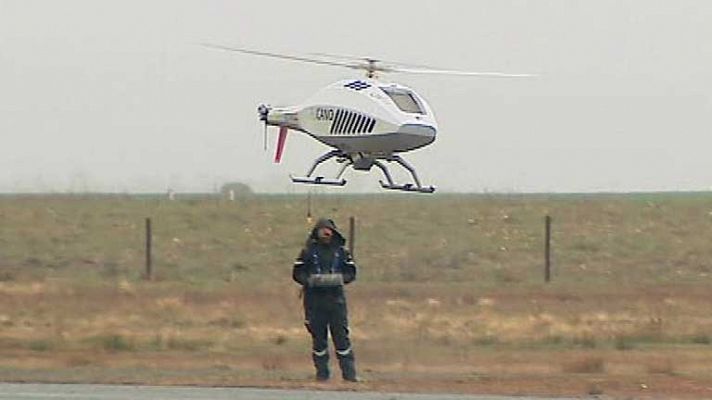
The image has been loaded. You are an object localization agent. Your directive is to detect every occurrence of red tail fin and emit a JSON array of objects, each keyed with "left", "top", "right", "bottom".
[{"left": 274, "top": 126, "right": 288, "bottom": 163}]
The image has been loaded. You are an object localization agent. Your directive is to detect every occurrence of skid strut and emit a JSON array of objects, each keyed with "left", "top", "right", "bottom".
[
  {"left": 376, "top": 155, "right": 435, "bottom": 194},
  {"left": 290, "top": 150, "right": 348, "bottom": 186}
]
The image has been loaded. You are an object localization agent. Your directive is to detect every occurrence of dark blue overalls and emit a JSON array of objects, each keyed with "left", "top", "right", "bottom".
[{"left": 294, "top": 241, "right": 357, "bottom": 381}]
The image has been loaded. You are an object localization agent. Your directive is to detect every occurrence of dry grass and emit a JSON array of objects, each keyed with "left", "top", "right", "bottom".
[
  {"left": 2, "top": 192, "right": 712, "bottom": 287},
  {"left": 646, "top": 358, "right": 676, "bottom": 375},
  {"left": 2, "top": 193, "right": 712, "bottom": 397},
  {"left": 562, "top": 356, "right": 606, "bottom": 374}
]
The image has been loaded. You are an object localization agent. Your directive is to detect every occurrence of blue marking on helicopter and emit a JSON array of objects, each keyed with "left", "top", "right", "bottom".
[{"left": 344, "top": 80, "right": 371, "bottom": 91}]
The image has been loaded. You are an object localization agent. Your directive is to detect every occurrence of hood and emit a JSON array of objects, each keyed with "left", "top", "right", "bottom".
[{"left": 308, "top": 218, "right": 346, "bottom": 247}]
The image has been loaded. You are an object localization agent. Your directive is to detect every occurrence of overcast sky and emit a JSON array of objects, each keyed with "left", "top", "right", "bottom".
[{"left": 1, "top": 0, "right": 711, "bottom": 193}]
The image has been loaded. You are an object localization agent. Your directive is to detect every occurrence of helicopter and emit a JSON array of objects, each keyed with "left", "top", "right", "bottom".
[{"left": 205, "top": 44, "right": 532, "bottom": 193}]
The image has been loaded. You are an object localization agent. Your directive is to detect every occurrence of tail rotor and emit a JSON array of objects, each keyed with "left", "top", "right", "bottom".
[
  {"left": 258, "top": 104, "right": 270, "bottom": 152},
  {"left": 257, "top": 104, "right": 288, "bottom": 163}
]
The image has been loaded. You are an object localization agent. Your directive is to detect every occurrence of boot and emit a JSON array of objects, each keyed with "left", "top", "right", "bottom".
[
  {"left": 313, "top": 352, "right": 330, "bottom": 381},
  {"left": 338, "top": 354, "right": 358, "bottom": 382},
  {"left": 315, "top": 368, "right": 330, "bottom": 382}
]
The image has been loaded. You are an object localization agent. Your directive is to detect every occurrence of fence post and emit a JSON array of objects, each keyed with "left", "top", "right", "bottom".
[
  {"left": 145, "top": 217, "right": 153, "bottom": 281},
  {"left": 348, "top": 216, "right": 356, "bottom": 257},
  {"left": 545, "top": 215, "right": 552, "bottom": 282}
]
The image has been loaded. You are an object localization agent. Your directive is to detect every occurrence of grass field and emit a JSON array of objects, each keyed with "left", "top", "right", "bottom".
[{"left": 1, "top": 193, "right": 712, "bottom": 398}]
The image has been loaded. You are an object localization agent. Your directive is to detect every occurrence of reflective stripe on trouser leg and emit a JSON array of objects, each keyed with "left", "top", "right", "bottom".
[
  {"left": 335, "top": 346, "right": 352, "bottom": 356},
  {"left": 312, "top": 348, "right": 328, "bottom": 357}
]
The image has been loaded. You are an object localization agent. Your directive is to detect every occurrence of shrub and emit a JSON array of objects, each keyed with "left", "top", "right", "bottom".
[
  {"left": 573, "top": 335, "right": 597, "bottom": 349},
  {"left": 28, "top": 339, "right": 54, "bottom": 352},
  {"left": 97, "top": 334, "right": 134, "bottom": 352},
  {"left": 691, "top": 334, "right": 711, "bottom": 345},
  {"left": 615, "top": 336, "right": 635, "bottom": 351}
]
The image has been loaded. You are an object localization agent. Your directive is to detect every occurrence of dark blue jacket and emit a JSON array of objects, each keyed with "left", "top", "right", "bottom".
[{"left": 292, "top": 219, "right": 357, "bottom": 296}]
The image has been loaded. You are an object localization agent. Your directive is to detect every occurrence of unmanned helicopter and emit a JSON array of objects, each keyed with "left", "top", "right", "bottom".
[{"left": 205, "top": 44, "right": 532, "bottom": 193}]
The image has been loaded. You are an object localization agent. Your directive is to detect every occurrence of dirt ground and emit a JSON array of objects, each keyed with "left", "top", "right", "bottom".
[
  {"left": 2, "top": 348, "right": 712, "bottom": 399},
  {"left": 2, "top": 281, "right": 712, "bottom": 399}
]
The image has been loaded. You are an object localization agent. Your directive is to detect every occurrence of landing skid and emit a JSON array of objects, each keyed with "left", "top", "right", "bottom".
[
  {"left": 289, "top": 150, "right": 435, "bottom": 194},
  {"left": 291, "top": 175, "right": 346, "bottom": 186},
  {"left": 379, "top": 181, "right": 435, "bottom": 194}
]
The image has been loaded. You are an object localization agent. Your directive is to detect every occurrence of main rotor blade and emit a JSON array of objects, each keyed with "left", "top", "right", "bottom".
[
  {"left": 390, "top": 67, "right": 536, "bottom": 78},
  {"left": 202, "top": 43, "right": 362, "bottom": 71},
  {"left": 309, "top": 52, "right": 380, "bottom": 63},
  {"left": 204, "top": 44, "right": 535, "bottom": 78},
  {"left": 309, "top": 52, "right": 535, "bottom": 77}
]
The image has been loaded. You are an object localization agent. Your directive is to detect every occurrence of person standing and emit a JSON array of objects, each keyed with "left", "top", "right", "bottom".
[{"left": 292, "top": 218, "right": 358, "bottom": 382}]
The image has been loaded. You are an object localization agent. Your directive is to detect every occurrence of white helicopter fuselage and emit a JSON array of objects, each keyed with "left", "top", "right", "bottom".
[
  {"left": 264, "top": 79, "right": 437, "bottom": 156},
  {"left": 207, "top": 42, "right": 530, "bottom": 193}
]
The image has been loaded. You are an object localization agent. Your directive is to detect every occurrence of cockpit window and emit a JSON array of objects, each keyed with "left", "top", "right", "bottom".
[{"left": 380, "top": 87, "right": 425, "bottom": 114}]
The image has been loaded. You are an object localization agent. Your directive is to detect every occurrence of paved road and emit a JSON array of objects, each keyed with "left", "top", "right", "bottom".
[{"left": 0, "top": 383, "right": 578, "bottom": 400}]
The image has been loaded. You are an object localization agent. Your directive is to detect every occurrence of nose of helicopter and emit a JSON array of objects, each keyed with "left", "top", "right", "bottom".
[
  {"left": 398, "top": 123, "right": 436, "bottom": 137},
  {"left": 396, "top": 123, "right": 437, "bottom": 150}
]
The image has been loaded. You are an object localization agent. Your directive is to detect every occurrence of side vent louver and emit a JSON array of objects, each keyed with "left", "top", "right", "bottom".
[
  {"left": 329, "top": 110, "right": 377, "bottom": 135},
  {"left": 345, "top": 112, "right": 355, "bottom": 134},
  {"left": 357, "top": 115, "right": 367, "bottom": 133},
  {"left": 353, "top": 115, "right": 363, "bottom": 133},
  {"left": 330, "top": 109, "right": 342, "bottom": 134}
]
